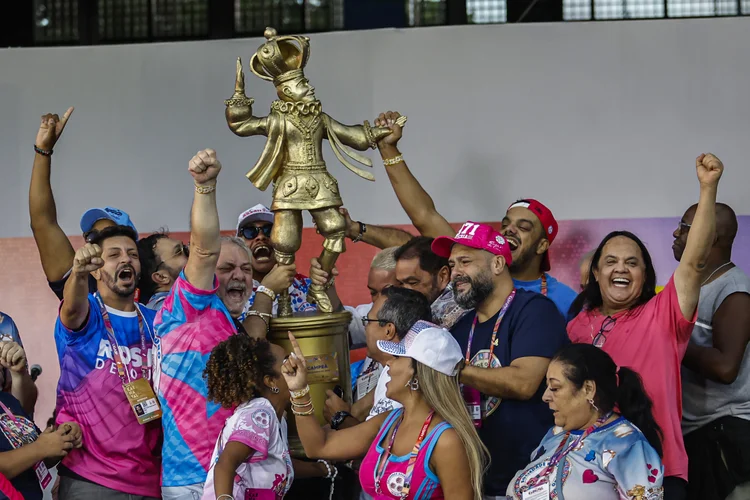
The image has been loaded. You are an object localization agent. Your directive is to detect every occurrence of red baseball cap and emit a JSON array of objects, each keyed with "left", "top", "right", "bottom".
[
  {"left": 431, "top": 222, "right": 513, "bottom": 265},
  {"left": 507, "top": 199, "right": 558, "bottom": 272}
]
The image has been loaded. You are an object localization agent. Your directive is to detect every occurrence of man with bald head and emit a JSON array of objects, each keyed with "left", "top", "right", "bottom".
[{"left": 676, "top": 203, "right": 750, "bottom": 500}]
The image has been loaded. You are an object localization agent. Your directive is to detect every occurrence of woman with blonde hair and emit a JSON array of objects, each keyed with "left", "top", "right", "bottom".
[{"left": 281, "top": 320, "right": 488, "bottom": 500}]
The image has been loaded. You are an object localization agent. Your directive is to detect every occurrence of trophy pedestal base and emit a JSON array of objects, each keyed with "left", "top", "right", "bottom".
[{"left": 269, "top": 310, "right": 352, "bottom": 458}]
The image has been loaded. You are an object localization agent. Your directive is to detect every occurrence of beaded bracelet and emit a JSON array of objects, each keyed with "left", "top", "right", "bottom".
[
  {"left": 318, "top": 460, "right": 338, "bottom": 500},
  {"left": 34, "top": 145, "right": 53, "bottom": 156}
]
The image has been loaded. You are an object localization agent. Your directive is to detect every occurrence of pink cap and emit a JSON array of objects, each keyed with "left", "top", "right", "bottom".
[
  {"left": 507, "top": 199, "right": 558, "bottom": 272},
  {"left": 431, "top": 222, "right": 513, "bottom": 265}
]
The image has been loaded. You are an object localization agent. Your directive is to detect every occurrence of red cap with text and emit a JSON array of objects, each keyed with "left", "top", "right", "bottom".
[
  {"left": 431, "top": 222, "right": 513, "bottom": 265},
  {"left": 508, "top": 199, "right": 558, "bottom": 271}
]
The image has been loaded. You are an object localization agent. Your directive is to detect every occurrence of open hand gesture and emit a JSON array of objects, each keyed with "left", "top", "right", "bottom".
[
  {"left": 189, "top": 149, "right": 221, "bottom": 186},
  {"left": 696, "top": 153, "right": 723, "bottom": 188},
  {"left": 72, "top": 243, "right": 103, "bottom": 276},
  {"left": 281, "top": 332, "right": 308, "bottom": 392},
  {"left": 36, "top": 107, "right": 74, "bottom": 151}
]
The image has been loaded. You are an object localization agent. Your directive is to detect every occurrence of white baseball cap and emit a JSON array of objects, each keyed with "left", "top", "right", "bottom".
[
  {"left": 236, "top": 204, "right": 274, "bottom": 232},
  {"left": 377, "top": 320, "right": 463, "bottom": 376}
]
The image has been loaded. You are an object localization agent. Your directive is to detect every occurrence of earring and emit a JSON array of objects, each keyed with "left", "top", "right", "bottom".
[
  {"left": 409, "top": 378, "right": 420, "bottom": 392},
  {"left": 271, "top": 386, "right": 280, "bottom": 394},
  {"left": 587, "top": 398, "right": 599, "bottom": 412}
]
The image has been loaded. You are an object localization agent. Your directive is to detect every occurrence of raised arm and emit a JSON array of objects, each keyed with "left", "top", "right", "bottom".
[
  {"left": 674, "top": 154, "right": 723, "bottom": 320},
  {"left": 29, "top": 108, "right": 77, "bottom": 282},
  {"left": 340, "top": 208, "right": 414, "bottom": 250},
  {"left": 224, "top": 57, "right": 268, "bottom": 137},
  {"left": 183, "top": 149, "right": 222, "bottom": 291},
  {"left": 374, "top": 111, "right": 454, "bottom": 238},
  {"left": 241, "top": 263, "right": 297, "bottom": 339},
  {"left": 60, "top": 243, "right": 102, "bottom": 330},
  {"left": 325, "top": 116, "right": 391, "bottom": 152},
  {"left": 281, "top": 333, "right": 387, "bottom": 461}
]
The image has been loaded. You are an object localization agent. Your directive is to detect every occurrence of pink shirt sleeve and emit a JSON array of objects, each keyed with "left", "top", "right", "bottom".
[
  {"left": 651, "top": 274, "right": 696, "bottom": 346},
  {"left": 227, "top": 405, "right": 277, "bottom": 463}
]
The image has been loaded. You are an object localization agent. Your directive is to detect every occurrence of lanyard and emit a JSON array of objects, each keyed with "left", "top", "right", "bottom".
[
  {"left": 524, "top": 412, "right": 613, "bottom": 489},
  {"left": 375, "top": 410, "right": 435, "bottom": 499},
  {"left": 95, "top": 294, "right": 149, "bottom": 384},
  {"left": 465, "top": 290, "right": 516, "bottom": 364},
  {"left": 540, "top": 274, "right": 548, "bottom": 297},
  {"left": 0, "top": 400, "right": 17, "bottom": 424}
]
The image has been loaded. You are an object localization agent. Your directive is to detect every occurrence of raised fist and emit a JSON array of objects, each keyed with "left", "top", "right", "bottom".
[
  {"left": 189, "top": 149, "right": 222, "bottom": 186},
  {"left": 36, "top": 107, "right": 74, "bottom": 151},
  {"left": 696, "top": 153, "right": 724, "bottom": 188},
  {"left": 374, "top": 110, "right": 403, "bottom": 149},
  {"left": 0, "top": 341, "right": 27, "bottom": 374},
  {"left": 72, "top": 243, "right": 103, "bottom": 276}
]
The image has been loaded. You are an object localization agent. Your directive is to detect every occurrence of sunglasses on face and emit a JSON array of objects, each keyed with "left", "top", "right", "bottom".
[
  {"left": 239, "top": 225, "right": 273, "bottom": 240},
  {"left": 592, "top": 316, "right": 617, "bottom": 348}
]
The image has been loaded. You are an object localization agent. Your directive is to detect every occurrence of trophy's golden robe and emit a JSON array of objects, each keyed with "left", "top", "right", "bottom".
[{"left": 224, "top": 27, "right": 402, "bottom": 315}]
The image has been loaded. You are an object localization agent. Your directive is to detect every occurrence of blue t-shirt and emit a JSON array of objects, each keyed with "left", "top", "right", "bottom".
[
  {"left": 513, "top": 273, "right": 578, "bottom": 319},
  {"left": 0, "top": 392, "right": 42, "bottom": 500},
  {"left": 450, "top": 289, "right": 570, "bottom": 496}
]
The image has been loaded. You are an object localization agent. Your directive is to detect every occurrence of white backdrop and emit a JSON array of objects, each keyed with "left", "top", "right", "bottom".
[{"left": 1, "top": 18, "right": 749, "bottom": 239}]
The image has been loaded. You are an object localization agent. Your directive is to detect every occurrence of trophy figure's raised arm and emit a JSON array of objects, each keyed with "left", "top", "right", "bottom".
[{"left": 225, "top": 27, "right": 404, "bottom": 317}]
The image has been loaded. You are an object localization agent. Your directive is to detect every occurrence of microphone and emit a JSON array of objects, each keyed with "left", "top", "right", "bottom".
[{"left": 30, "top": 364, "right": 42, "bottom": 382}]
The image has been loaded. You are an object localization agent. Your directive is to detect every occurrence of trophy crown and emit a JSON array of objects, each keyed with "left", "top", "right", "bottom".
[{"left": 250, "top": 26, "right": 310, "bottom": 86}]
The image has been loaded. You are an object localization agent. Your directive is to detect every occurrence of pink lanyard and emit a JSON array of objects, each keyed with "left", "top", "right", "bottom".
[
  {"left": 374, "top": 410, "right": 435, "bottom": 499},
  {"left": 523, "top": 412, "right": 612, "bottom": 490},
  {"left": 0, "top": 400, "right": 18, "bottom": 424},
  {"left": 95, "top": 294, "right": 149, "bottom": 383},
  {"left": 464, "top": 290, "right": 516, "bottom": 364}
]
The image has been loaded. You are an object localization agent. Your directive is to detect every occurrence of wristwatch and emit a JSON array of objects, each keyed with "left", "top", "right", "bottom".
[{"left": 330, "top": 411, "right": 353, "bottom": 430}]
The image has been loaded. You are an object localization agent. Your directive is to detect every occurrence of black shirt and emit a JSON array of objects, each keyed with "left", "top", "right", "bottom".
[
  {"left": 0, "top": 392, "right": 43, "bottom": 500},
  {"left": 450, "top": 289, "right": 569, "bottom": 495}
]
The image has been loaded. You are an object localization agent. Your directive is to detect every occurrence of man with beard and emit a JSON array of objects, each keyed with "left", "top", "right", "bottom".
[
  {"left": 155, "top": 150, "right": 295, "bottom": 499},
  {"left": 136, "top": 231, "right": 190, "bottom": 310},
  {"left": 432, "top": 221, "right": 569, "bottom": 498},
  {"left": 236, "top": 204, "right": 316, "bottom": 315},
  {"left": 54, "top": 225, "right": 161, "bottom": 499},
  {"left": 358, "top": 110, "right": 576, "bottom": 317}
]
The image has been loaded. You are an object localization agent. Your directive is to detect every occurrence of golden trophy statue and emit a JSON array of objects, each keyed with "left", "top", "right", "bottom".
[
  {"left": 224, "top": 27, "right": 404, "bottom": 317},
  {"left": 225, "top": 28, "right": 405, "bottom": 455}
]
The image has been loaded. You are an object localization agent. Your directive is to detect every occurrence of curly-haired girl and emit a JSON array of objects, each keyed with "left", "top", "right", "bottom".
[{"left": 202, "top": 334, "right": 294, "bottom": 500}]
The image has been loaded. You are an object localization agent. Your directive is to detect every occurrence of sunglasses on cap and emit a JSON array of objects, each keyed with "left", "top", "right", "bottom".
[{"left": 238, "top": 225, "right": 273, "bottom": 240}]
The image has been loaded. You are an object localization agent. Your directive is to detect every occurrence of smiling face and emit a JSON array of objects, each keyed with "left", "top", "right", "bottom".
[
  {"left": 593, "top": 236, "right": 646, "bottom": 314},
  {"left": 216, "top": 241, "right": 254, "bottom": 318},
  {"left": 93, "top": 235, "right": 140, "bottom": 298},
  {"left": 542, "top": 360, "right": 596, "bottom": 431},
  {"left": 501, "top": 206, "right": 549, "bottom": 275},
  {"left": 449, "top": 246, "right": 498, "bottom": 310},
  {"left": 239, "top": 221, "right": 276, "bottom": 276}
]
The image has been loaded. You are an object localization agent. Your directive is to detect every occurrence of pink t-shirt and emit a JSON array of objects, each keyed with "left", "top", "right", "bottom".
[{"left": 567, "top": 275, "right": 695, "bottom": 480}]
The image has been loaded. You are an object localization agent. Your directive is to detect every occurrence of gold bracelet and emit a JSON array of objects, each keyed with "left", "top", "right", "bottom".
[
  {"left": 292, "top": 406, "right": 315, "bottom": 416},
  {"left": 195, "top": 182, "right": 216, "bottom": 194},
  {"left": 383, "top": 155, "right": 404, "bottom": 166},
  {"left": 256, "top": 285, "right": 276, "bottom": 301},
  {"left": 291, "top": 399, "right": 313, "bottom": 408},
  {"left": 290, "top": 385, "right": 310, "bottom": 399}
]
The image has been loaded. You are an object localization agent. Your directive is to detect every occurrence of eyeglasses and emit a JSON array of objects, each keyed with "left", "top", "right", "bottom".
[
  {"left": 239, "top": 225, "right": 273, "bottom": 240},
  {"left": 678, "top": 221, "right": 691, "bottom": 233},
  {"left": 156, "top": 243, "right": 189, "bottom": 271},
  {"left": 361, "top": 317, "right": 387, "bottom": 327},
  {"left": 592, "top": 316, "right": 617, "bottom": 348}
]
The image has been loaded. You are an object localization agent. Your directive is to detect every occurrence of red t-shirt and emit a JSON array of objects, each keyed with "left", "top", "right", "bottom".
[{"left": 567, "top": 275, "right": 695, "bottom": 480}]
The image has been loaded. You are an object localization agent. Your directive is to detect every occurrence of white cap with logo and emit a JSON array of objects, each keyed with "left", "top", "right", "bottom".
[
  {"left": 377, "top": 320, "right": 463, "bottom": 376},
  {"left": 236, "top": 204, "right": 274, "bottom": 232}
]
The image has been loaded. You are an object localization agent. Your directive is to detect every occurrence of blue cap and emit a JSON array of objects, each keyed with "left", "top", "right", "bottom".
[{"left": 80, "top": 207, "right": 138, "bottom": 239}]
